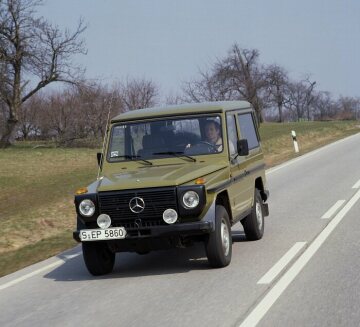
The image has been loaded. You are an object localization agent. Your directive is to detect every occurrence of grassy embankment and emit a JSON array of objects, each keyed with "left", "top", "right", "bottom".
[{"left": 0, "top": 120, "right": 359, "bottom": 277}]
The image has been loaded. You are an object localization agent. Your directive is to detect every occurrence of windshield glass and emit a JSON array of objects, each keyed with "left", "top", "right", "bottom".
[{"left": 107, "top": 115, "right": 223, "bottom": 162}]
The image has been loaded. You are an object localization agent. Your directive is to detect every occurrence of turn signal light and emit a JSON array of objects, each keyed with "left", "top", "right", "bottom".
[
  {"left": 75, "top": 187, "right": 88, "bottom": 195},
  {"left": 195, "top": 178, "right": 206, "bottom": 185}
]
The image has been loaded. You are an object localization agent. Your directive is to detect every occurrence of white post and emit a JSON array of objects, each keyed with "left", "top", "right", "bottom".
[{"left": 291, "top": 130, "right": 299, "bottom": 153}]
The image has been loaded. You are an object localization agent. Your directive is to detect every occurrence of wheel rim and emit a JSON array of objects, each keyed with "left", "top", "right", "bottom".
[
  {"left": 221, "top": 219, "right": 230, "bottom": 256},
  {"left": 256, "top": 202, "right": 263, "bottom": 230}
]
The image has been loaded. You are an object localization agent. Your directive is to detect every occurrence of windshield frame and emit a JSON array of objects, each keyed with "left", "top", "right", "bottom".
[{"left": 106, "top": 114, "right": 225, "bottom": 163}]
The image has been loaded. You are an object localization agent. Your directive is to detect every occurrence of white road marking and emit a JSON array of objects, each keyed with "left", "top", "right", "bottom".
[
  {"left": 0, "top": 252, "right": 81, "bottom": 291},
  {"left": 257, "top": 242, "right": 306, "bottom": 285},
  {"left": 321, "top": 200, "right": 346, "bottom": 219},
  {"left": 239, "top": 188, "right": 360, "bottom": 327},
  {"left": 352, "top": 178, "right": 360, "bottom": 189},
  {"left": 61, "top": 253, "right": 81, "bottom": 260}
]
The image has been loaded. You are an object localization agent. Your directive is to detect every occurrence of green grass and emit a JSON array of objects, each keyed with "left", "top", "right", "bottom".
[
  {"left": 0, "top": 120, "right": 359, "bottom": 277},
  {"left": 0, "top": 230, "right": 77, "bottom": 277},
  {"left": 0, "top": 146, "right": 98, "bottom": 255},
  {"left": 259, "top": 120, "right": 360, "bottom": 166}
]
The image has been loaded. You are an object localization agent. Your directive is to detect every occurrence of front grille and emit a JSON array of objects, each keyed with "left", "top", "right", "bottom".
[{"left": 98, "top": 187, "right": 177, "bottom": 228}]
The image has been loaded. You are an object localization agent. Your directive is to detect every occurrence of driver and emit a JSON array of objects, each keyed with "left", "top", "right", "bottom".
[
  {"left": 185, "top": 120, "right": 235, "bottom": 153},
  {"left": 204, "top": 120, "right": 223, "bottom": 152}
]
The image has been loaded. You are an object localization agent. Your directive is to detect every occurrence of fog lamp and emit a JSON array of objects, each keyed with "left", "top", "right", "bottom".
[
  {"left": 97, "top": 214, "right": 112, "bottom": 229},
  {"left": 163, "top": 209, "right": 178, "bottom": 224}
]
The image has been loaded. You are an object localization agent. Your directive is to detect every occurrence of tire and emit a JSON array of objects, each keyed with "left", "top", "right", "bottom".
[
  {"left": 205, "top": 205, "right": 232, "bottom": 268},
  {"left": 241, "top": 189, "right": 265, "bottom": 241},
  {"left": 82, "top": 242, "right": 115, "bottom": 276}
]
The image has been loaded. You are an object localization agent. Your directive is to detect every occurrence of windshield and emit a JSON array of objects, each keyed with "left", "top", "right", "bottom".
[{"left": 107, "top": 115, "right": 223, "bottom": 162}]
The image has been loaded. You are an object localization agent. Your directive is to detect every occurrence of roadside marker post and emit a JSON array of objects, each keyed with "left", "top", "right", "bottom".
[{"left": 291, "top": 130, "right": 299, "bottom": 153}]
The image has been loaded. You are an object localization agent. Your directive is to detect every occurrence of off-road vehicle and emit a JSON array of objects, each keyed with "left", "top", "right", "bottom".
[{"left": 73, "top": 101, "right": 269, "bottom": 275}]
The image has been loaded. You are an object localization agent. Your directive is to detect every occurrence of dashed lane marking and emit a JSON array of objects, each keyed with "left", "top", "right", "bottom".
[
  {"left": 257, "top": 242, "right": 306, "bottom": 285},
  {"left": 321, "top": 200, "right": 346, "bottom": 219}
]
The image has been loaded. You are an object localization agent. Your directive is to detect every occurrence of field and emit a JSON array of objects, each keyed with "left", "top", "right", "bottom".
[
  {"left": 0, "top": 120, "right": 359, "bottom": 277},
  {"left": 260, "top": 121, "right": 360, "bottom": 166}
]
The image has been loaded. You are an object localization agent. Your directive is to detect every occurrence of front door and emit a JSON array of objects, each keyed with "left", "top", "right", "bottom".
[{"left": 226, "top": 113, "right": 249, "bottom": 218}]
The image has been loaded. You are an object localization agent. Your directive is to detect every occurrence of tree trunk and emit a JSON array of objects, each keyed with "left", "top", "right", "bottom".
[
  {"left": 0, "top": 118, "right": 18, "bottom": 148},
  {"left": 277, "top": 102, "right": 283, "bottom": 122}
]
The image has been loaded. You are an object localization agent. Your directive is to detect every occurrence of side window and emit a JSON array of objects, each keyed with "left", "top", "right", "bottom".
[
  {"left": 226, "top": 114, "right": 237, "bottom": 155},
  {"left": 237, "top": 113, "right": 259, "bottom": 150}
]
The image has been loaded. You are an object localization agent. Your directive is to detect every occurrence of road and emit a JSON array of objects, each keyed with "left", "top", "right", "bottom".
[{"left": 1, "top": 133, "right": 360, "bottom": 327}]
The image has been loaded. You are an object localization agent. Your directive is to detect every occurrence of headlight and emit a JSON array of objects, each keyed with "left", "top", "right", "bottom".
[
  {"left": 79, "top": 199, "right": 96, "bottom": 217},
  {"left": 182, "top": 191, "right": 200, "bottom": 209}
]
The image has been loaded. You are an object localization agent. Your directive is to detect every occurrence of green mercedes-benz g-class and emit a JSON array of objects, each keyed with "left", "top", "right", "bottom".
[{"left": 73, "top": 101, "right": 269, "bottom": 275}]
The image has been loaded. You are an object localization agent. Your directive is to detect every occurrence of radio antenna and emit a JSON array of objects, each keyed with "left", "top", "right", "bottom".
[{"left": 97, "top": 91, "right": 115, "bottom": 180}]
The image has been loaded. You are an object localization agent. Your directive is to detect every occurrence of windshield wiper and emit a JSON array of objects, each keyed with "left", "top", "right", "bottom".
[
  {"left": 117, "top": 155, "right": 153, "bottom": 165},
  {"left": 152, "top": 151, "right": 196, "bottom": 162}
]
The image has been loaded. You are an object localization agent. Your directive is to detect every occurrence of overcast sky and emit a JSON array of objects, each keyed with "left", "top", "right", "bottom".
[{"left": 39, "top": 0, "right": 360, "bottom": 99}]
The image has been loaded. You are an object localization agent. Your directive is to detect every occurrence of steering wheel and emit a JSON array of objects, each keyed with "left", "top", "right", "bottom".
[{"left": 198, "top": 141, "right": 220, "bottom": 152}]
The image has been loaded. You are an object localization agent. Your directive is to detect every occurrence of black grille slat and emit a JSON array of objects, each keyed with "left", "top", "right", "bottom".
[{"left": 98, "top": 187, "right": 177, "bottom": 227}]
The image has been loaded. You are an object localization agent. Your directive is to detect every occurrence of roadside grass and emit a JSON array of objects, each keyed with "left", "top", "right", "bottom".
[
  {"left": 259, "top": 120, "right": 360, "bottom": 167},
  {"left": 0, "top": 120, "right": 359, "bottom": 277},
  {"left": 0, "top": 146, "right": 98, "bottom": 276},
  {"left": 0, "top": 230, "right": 76, "bottom": 278}
]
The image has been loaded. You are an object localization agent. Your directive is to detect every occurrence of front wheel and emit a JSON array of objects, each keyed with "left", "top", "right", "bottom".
[
  {"left": 82, "top": 242, "right": 115, "bottom": 276},
  {"left": 205, "top": 205, "right": 232, "bottom": 268},
  {"left": 241, "top": 189, "right": 265, "bottom": 241}
]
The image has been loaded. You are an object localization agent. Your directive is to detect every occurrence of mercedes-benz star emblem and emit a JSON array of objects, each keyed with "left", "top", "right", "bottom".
[{"left": 129, "top": 197, "right": 145, "bottom": 213}]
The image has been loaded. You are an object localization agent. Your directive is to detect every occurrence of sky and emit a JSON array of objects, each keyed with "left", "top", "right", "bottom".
[{"left": 39, "top": 0, "right": 360, "bottom": 99}]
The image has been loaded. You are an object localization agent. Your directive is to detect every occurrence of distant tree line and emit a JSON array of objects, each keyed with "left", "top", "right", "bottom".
[
  {"left": 0, "top": 78, "right": 158, "bottom": 146},
  {"left": 181, "top": 44, "right": 360, "bottom": 123},
  {"left": 0, "top": 1, "right": 359, "bottom": 147}
]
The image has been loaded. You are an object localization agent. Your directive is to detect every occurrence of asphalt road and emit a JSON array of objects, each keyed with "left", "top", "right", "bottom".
[{"left": 1, "top": 133, "right": 360, "bottom": 327}]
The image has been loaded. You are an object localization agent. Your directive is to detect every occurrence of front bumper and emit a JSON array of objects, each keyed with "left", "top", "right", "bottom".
[{"left": 73, "top": 220, "right": 213, "bottom": 242}]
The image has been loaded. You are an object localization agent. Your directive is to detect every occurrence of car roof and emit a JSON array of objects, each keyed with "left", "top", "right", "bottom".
[{"left": 111, "top": 101, "right": 252, "bottom": 122}]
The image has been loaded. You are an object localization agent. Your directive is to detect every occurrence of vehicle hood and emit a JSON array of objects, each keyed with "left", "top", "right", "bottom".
[{"left": 97, "top": 162, "right": 228, "bottom": 192}]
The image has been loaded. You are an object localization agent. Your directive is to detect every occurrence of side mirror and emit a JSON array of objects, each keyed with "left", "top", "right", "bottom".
[
  {"left": 237, "top": 139, "right": 249, "bottom": 156},
  {"left": 97, "top": 152, "right": 103, "bottom": 167}
]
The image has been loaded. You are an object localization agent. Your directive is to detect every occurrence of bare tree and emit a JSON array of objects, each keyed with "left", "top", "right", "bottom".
[
  {"left": 76, "top": 83, "right": 123, "bottom": 138},
  {"left": 0, "top": 0, "right": 86, "bottom": 147},
  {"left": 336, "top": 96, "right": 360, "bottom": 120},
  {"left": 284, "top": 78, "right": 316, "bottom": 121},
  {"left": 17, "top": 92, "right": 42, "bottom": 139},
  {"left": 303, "top": 78, "right": 316, "bottom": 120},
  {"left": 41, "top": 91, "right": 76, "bottom": 145},
  {"left": 182, "top": 44, "right": 268, "bottom": 122},
  {"left": 165, "top": 92, "right": 184, "bottom": 105},
  {"left": 119, "top": 78, "right": 159, "bottom": 111},
  {"left": 311, "top": 91, "right": 335, "bottom": 120},
  {"left": 182, "top": 68, "right": 234, "bottom": 102},
  {"left": 266, "top": 64, "right": 289, "bottom": 122},
  {"left": 215, "top": 44, "right": 268, "bottom": 122}
]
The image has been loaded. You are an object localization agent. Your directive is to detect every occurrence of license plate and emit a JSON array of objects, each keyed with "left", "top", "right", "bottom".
[{"left": 80, "top": 227, "right": 126, "bottom": 241}]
